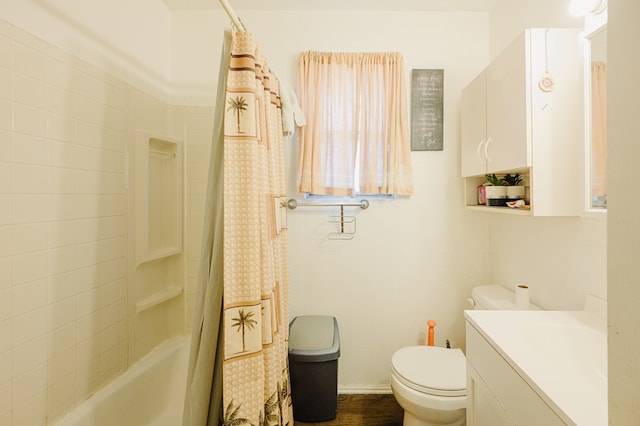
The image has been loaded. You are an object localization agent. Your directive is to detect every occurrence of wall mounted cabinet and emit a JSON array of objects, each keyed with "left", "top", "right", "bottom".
[{"left": 461, "top": 28, "right": 582, "bottom": 216}]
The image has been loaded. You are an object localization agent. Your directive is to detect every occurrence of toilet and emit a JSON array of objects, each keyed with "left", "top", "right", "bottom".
[{"left": 390, "top": 285, "right": 536, "bottom": 426}]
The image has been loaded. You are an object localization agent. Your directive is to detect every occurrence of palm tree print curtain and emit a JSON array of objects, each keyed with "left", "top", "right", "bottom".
[{"left": 220, "top": 30, "right": 293, "bottom": 426}]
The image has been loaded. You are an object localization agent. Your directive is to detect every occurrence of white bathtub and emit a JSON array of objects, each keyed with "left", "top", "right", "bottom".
[{"left": 55, "top": 336, "right": 190, "bottom": 426}]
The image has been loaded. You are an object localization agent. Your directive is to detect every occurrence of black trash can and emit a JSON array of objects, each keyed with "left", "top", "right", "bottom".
[{"left": 288, "top": 315, "right": 340, "bottom": 422}]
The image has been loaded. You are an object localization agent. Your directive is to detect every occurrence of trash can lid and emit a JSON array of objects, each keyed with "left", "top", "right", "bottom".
[{"left": 289, "top": 315, "right": 340, "bottom": 362}]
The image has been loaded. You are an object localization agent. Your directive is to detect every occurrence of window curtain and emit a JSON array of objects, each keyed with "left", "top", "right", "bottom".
[
  {"left": 591, "top": 61, "right": 607, "bottom": 198},
  {"left": 296, "top": 51, "right": 413, "bottom": 196}
]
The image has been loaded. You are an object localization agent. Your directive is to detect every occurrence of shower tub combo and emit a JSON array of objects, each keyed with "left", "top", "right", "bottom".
[{"left": 55, "top": 336, "right": 189, "bottom": 426}]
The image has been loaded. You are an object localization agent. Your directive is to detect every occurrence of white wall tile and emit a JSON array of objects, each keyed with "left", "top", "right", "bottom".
[
  {"left": 48, "top": 245, "right": 76, "bottom": 277},
  {"left": 98, "top": 237, "right": 124, "bottom": 262},
  {"left": 13, "top": 73, "right": 46, "bottom": 109},
  {"left": 75, "top": 357, "right": 98, "bottom": 402},
  {"left": 0, "top": 67, "right": 10, "bottom": 100},
  {"left": 12, "top": 336, "right": 46, "bottom": 379},
  {"left": 75, "top": 170, "right": 99, "bottom": 194},
  {"left": 0, "top": 319, "right": 12, "bottom": 353},
  {"left": 12, "top": 133, "right": 47, "bottom": 166},
  {"left": 48, "top": 112, "right": 75, "bottom": 143},
  {"left": 48, "top": 220, "right": 76, "bottom": 249},
  {"left": 98, "top": 258, "right": 120, "bottom": 286},
  {"left": 101, "top": 128, "right": 125, "bottom": 152},
  {"left": 75, "top": 96, "right": 102, "bottom": 126},
  {"left": 99, "top": 279, "right": 124, "bottom": 307},
  {"left": 0, "top": 257, "right": 10, "bottom": 291},
  {"left": 0, "top": 34, "right": 11, "bottom": 69},
  {"left": 75, "top": 241, "right": 99, "bottom": 269},
  {"left": 13, "top": 34, "right": 46, "bottom": 81},
  {"left": 12, "top": 308, "right": 46, "bottom": 347},
  {"left": 48, "top": 324, "right": 76, "bottom": 360},
  {"left": 0, "top": 164, "right": 11, "bottom": 194},
  {"left": 75, "top": 121, "right": 99, "bottom": 147},
  {"left": 0, "top": 130, "right": 11, "bottom": 162},
  {"left": 76, "top": 334, "right": 99, "bottom": 367},
  {"left": 0, "top": 98, "right": 11, "bottom": 131},
  {"left": 12, "top": 279, "right": 47, "bottom": 316},
  {"left": 48, "top": 167, "right": 76, "bottom": 194},
  {"left": 76, "top": 195, "right": 100, "bottom": 218},
  {"left": 0, "top": 382, "right": 11, "bottom": 423},
  {"left": 12, "top": 251, "right": 47, "bottom": 285},
  {"left": 46, "top": 55, "right": 74, "bottom": 91},
  {"left": 76, "top": 312, "right": 99, "bottom": 343},
  {"left": 76, "top": 218, "right": 99, "bottom": 243},
  {"left": 48, "top": 296, "right": 76, "bottom": 330},
  {"left": 12, "top": 390, "right": 46, "bottom": 426},
  {"left": 47, "top": 194, "right": 76, "bottom": 221},
  {"left": 76, "top": 288, "right": 99, "bottom": 318},
  {"left": 47, "top": 371, "right": 76, "bottom": 421},
  {"left": 48, "top": 140, "right": 76, "bottom": 169},
  {"left": 47, "top": 85, "right": 75, "bottom": 116},
  {"left": 0, "top": 289, "right": 11, "bottom": 322},
  {"left": 0, "top": 351, "right": 11, "bottom": 387},
  {"left": 0, "top": 195, "right": 11, "bottom": 226},
  {"left": 12, "top": 223, "right": 47, "bottom": 255},
  {"left": 13, "top": 103, "right": 46, "bottom": 137},
  {"left": 76, "top": 265, "right": 99, "bottom": 293},
  {"left": 0, "top": 226, "right": 10, "bottom": 258},
  {"left": 99, "top": 216, "right": 124, "bottom": 240},
  {"left": 12, "top": 164, "right": 48, "bottom": 193}
]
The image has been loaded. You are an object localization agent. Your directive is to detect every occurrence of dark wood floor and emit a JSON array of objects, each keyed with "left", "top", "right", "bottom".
[{"left": 294, "top": 394, "right": 404, "bottom": 426}]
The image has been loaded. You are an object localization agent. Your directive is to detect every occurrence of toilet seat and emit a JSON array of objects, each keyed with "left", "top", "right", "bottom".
[{"left": 391, "top": 346, "right": 466, "bottom": 397}]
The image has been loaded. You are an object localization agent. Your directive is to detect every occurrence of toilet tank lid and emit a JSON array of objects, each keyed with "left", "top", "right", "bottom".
[{"left": 472, "top": 285, "right": 518, "bottom": 310}]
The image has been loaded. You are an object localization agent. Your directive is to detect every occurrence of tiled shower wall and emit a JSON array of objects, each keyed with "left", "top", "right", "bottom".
[{"left": 0, "top": 21, "right": 129, "bottom": 423}]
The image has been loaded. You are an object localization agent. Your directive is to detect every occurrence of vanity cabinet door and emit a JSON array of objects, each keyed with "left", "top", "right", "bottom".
[
  {"left": 461, "top": 71, "right": 488, "bottom": 177},
  {"left": 485, "top": 31, "right": 530, "bottom": 173},
  {"left": 465, "top": 322, "right": 566, "bottom": 426}
]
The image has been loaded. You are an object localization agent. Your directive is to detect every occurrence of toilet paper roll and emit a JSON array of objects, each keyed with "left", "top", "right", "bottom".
[{"left": 515, "top": 284, "right": 530, "bottom": 310}]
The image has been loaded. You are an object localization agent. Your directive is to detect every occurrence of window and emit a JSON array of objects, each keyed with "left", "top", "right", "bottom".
[{"left": 296, "top": 51, "right": 414, "bottom": 197}]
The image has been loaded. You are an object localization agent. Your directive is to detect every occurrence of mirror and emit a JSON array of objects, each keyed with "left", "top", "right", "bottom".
[{"left": 585, "top": 26, "right": 607, "bottom": 211}]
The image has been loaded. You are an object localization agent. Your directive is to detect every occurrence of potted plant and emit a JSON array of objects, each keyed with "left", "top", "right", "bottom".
[
  {"left": 502, "top": 173, "right": 525, "bottom": 201},
  {"left": 483, "top": 174, "right": 507, "bottom": 206}
]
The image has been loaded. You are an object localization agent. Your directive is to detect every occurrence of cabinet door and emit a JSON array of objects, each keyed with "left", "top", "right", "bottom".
[
  {"left": 486, "top": 32, "right": 530, "bottom": 173},
  {"left": 468, "top": 365, "right": 516, "bottom": 426},
  {"left": 461, "top": 71, "right": 488, "bottom": 177}
]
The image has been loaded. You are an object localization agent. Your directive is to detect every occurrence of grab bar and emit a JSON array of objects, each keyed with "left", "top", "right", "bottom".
[{"left": 285, "top": 199, "right": 369, "bottom": 210}]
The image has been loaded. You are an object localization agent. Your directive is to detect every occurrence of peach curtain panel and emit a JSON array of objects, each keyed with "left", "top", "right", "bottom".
[
  {"left": 591, "top": 61, "right": 607, "bottom": 198},
  {"left": 296, "top": 51, "right": 413, "bottom": 196}
]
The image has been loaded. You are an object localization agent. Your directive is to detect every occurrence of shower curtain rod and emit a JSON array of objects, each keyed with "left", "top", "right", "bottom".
[{"left": 218, "top": 0, "right": 247, "bottom": 31}]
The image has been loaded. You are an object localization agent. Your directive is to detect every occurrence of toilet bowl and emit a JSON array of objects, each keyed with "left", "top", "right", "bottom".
[
  {"left": 390, "top": 345, "right": 466, "bottom": 426},
  {"left": 390, "top": 285, "right": 539, "bottom": 426}
]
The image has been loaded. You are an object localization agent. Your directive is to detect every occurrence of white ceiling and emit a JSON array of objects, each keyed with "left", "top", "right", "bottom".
[{"left": 161, "top": 0, "right": 501, "bottom": 11}]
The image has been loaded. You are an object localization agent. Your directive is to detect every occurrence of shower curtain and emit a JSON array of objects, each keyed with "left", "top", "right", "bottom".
[{"left": 183, "top": 29, "right": 293, "bottom": 426}]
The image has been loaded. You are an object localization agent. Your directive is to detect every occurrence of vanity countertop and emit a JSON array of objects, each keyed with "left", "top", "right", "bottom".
[{"left": 464, "top": 308, "right": 607, "bottom": 425}]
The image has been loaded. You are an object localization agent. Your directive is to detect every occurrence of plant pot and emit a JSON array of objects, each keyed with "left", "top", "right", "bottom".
[
  {"left": 505, "top": 186, "right": 525, "bottom": 200},
  {"left": 485, "top": 185, "right": 507, "bottom": 206}
]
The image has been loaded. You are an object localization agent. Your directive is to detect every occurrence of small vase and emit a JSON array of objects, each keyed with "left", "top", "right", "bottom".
[
  {"left": 505, "top": 186, "right": 525, "bottom": 200},
  {"left": 485, "top": 185, "right": 507, "bottom": 206}
]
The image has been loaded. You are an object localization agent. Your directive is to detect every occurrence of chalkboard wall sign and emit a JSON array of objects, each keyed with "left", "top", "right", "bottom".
[{"left": 410, "top": 69, "right": 444, "bottom": 151}]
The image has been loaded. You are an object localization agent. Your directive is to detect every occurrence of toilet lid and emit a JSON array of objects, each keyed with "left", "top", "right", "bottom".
[{"left": 391, "top": 346, "right": 466, "bottom": 397}]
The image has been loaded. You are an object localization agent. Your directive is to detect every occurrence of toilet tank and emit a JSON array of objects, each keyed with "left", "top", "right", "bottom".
[{"left": 470, "top": 285, "right": 539, "bottom": 310}]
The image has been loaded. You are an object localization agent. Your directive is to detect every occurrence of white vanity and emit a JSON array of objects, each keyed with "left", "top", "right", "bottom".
[{"left": 464, "top": 298, "right": 607, "bottom": 425}]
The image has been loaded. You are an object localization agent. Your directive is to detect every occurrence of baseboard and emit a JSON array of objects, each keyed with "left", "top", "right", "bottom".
[{"left": 338, "top": 384, "right": 393, "bottom": 394}]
